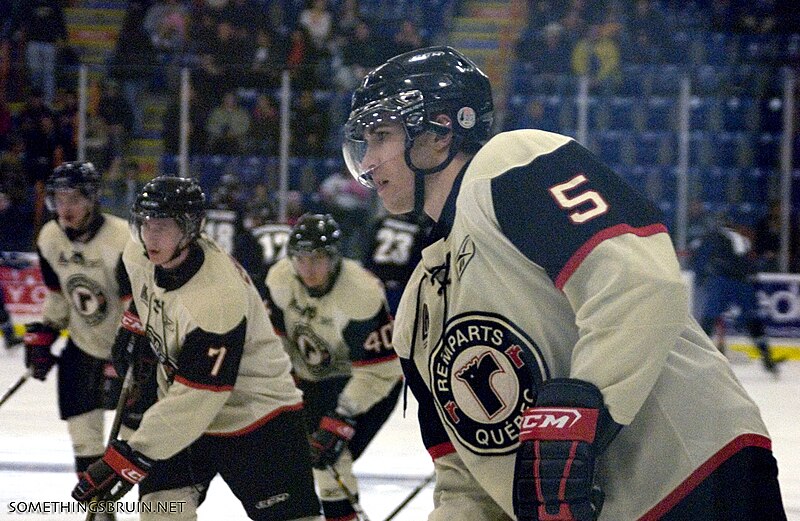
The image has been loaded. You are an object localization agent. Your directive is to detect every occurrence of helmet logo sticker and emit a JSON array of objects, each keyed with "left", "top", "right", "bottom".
[{"left": 457, "top": 107, "right": 476, "bottom": 129}]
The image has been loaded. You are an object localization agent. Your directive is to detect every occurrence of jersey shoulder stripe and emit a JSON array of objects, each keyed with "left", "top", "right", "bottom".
[{"left": 486, "top": 137, "right": 665, "bottom": 287}]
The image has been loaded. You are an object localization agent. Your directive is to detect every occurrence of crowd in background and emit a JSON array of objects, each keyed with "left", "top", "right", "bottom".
[{"left": 1, "top": 0, "right": 799, "bottom": 271}]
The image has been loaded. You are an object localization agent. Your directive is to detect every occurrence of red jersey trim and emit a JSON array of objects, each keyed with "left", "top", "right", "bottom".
[
  {"left": 351, "top": 353, "right": 399, "bottom": 367},
  {"left": 173, "top": 375, "right": 234, "bottom": 392},
  {"left": 206, "top": 402, "right": 305, "bottom": 437},
  {"left": 638, "top": 433, "right": 772, "bottom": 521},
  {"left": 554, "top": 223, "right": 668, "bottom": 290},
  {"left": 428, "top": 441, "right": 456, "bottom": 460}
]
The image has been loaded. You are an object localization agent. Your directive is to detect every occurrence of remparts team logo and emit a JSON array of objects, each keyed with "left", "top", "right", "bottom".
[{"left": 429, "top": 313, "right": 548, "bottom": 454}]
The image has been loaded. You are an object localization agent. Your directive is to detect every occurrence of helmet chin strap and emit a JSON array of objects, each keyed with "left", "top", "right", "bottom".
[{"left": 404, "top": 135, "right": 461, "bottom": 217}]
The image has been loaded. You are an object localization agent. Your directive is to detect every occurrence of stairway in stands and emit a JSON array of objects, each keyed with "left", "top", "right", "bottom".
[
  {"left": 64, "top": 0, "right": 163, "bottom": 181},
  {"left": 447, "top": 0, "right": 526, "bottom": 118}
]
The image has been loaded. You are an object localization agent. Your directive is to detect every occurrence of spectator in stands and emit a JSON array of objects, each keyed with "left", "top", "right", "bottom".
[
  {"left": 299, "top": 0, "right": 333, "bottom": 53},
  {"left": 571, "top": 22, "right": 622, "bottom": 93},
  {"left": 144, "top": 0, "right": 188, "bottom": 53},
  {"left": 186, "top": 4, "right": 219, "bottom": 54},
  {"left": 392, "top": 19, "right": 425, "bottom": 56},
  {"left": 212, "top": 20, "right": 255, "bottom": 93},
  {"left": 334, "top": 19, "right": 386, "bottom": 91},
  {"left": 291, "top": 89, "right": 329, "bottom": 157},
  {"left": 0, "top": 94, "right": 11, "bottom": 151},
  {"left": 331, "top": 0, "right": 361, "bottom": 46},
  {"left": 248, "top": 93, "right": 281, "bottom": 156},
  {"left": 625, "top": 0, "right": 670, "bottom": 62},
  {"left": 248, "top": 29, "right": 283, "bottom": 90},
  {"left": 110, "top": 2, "right": 156, "bottom": 137},
  {"left": 285, "top": 26, "right": 322, "bottom": 90},
  {"left": 11, "top": 0, "right": 68, "bottom": 105},
  {"left": 516, "top": 21, "right": 572, "bottom": 79},
  {"left": 0, "top": 135, "right": 34, "bottom": 252},
  {"left": 17, "top": 88, "right": 53, "bottom": 136},
  {"left": 206, "top": 91, "right": 251, "bottom": 155},
  {"left": 97, "top": 80, "right": 134, "bottom": 176},
  {"left": 219, "top": 0, "right": 268, "bottom": 36}
]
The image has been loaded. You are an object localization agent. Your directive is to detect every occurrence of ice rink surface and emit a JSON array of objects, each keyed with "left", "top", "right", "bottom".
[{"left": 0, "top": 341, "right": 797, "bottom": 521}]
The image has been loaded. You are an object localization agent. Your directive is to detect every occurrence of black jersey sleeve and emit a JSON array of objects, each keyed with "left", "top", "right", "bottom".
[
  {"left": 263, "top": 285, "right": 287, "bottom": 336},
  {"left": 116, "top": 256, "right": 132, "bottom": 299},
  {"left": 343, "top": 304, "right": 397, "bottom": 366},
  {"left": 490, "top": 140, "right": 668, "bottom": 289},
  {"left": 37, "top": 246, "right": 61, "bottom": 291},
  {"left": 400, "top": 357, "right": 453, "bottom": 458},
  {"left": 174, "top": 318, "right": 246, "bottom": 391}
]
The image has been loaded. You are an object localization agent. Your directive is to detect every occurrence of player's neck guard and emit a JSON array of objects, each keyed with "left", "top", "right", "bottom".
[
  {"left": 64, "top": 210, "right": 104, "bottom": 243},
  {"left": 155, "top": 242, "right": 205, "bottom": 291}
]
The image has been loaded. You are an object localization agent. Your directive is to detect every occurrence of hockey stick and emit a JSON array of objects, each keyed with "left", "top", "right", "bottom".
[
  {"left": 327, "top": 465, "right": 372, "bottom": 521},
  {"left": 0, "top": 367, "right": 33, "bottom": 409},
  {"left": 382, "top": 472, "right": 435, "bottom": 521},
  {"left": 85, "top": 364, "right": 135, "bottom": 521}
]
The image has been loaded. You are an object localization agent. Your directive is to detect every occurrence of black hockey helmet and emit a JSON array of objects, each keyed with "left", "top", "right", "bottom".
[
  {"left": 287, "top": 213, "right": 342, "bottom": 259},
  {"left": 45, "top": 161, "right": 101, "bottom": 210},
  {"left": 343, "top": 46, "right": 494, "bottom": 189},
  {"left": 130, "top": 175, "right": 206, "bottom": 247}
]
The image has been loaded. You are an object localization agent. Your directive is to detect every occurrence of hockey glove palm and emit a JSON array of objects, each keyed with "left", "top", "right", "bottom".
[
  {"left": 72, "top": 439, "right": 153, "bottom": 502},
  {"left": 309, "top": 412, "right": 356, "bottom": 469},
  {"left": 513, "top": 379, "right": 622, "bottom": 521},
  {"left": 23, "top": 322, "right": 59, "bottom": 380}
]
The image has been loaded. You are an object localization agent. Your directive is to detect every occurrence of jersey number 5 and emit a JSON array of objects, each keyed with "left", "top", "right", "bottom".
[{"left": 548, "top": 174, "right": 609, "bottom": 224}]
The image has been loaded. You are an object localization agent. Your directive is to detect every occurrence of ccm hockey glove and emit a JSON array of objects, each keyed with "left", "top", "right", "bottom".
[
  {"left": 23, "top": 322, "right": 59, "bottom": 380},
  {"left": 513, "top": 379, "right": 622, "bottom": 521},
  {"left": 72, "top": 439, "right": 153, "bottom": 502},
  {"left": 309, "top": 412, "right": 356, "bottom": 469}
]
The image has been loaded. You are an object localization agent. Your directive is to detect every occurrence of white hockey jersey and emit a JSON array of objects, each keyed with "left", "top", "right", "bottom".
[
  {"left": 123, "top": 237, "right": 303, "bottom": 461},
  {"left": 393, "top": 130, "right": 771, "bottom": 520},
  {"left": 36, "top": 214, "right": 131, "bottom": 360},
  {"left": 265, "top": 257, "right": 402, "bottom": 416}
]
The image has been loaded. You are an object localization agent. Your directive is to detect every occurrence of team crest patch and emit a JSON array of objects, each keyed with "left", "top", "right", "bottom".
[
  {"left": 456, "top": 235, "right": 475, "bottom": 280},
  {"left": 293, "top": 323, "right": 332, "bottom": 377},
  {"left": 429, "top": 312, "right": 547, "bottom": 454},
  {"left": 65, "top": 274, "right": 108, "bottom": 326}
]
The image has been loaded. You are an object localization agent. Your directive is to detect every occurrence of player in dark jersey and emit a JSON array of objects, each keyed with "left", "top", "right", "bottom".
[
  {"left": 691, "top": 215, "right": 781, "bottom": 372},
  {"left": 361, "top": 210, "right": 429, "bottom": 315},
  {"left": 265, "top": 213, "right": 402, "bottom": 521},
  {"left": 341, "top": 46, "right": 786, "bottom": 520},
  {"left": 22, "top": 162, "right": 132, "bottom": 520},
  {"left": 72, "top": 176, "right": 322, "bottom": 521},
  {"left": 204, "top": 173, "right": 270, "bottom": 298}
]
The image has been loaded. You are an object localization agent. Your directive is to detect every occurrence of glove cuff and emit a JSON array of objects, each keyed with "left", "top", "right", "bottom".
[
  {"left": 103, "top": 440, "right": 153, "bottom": 484},
  {"left": 320, "top": 414, "right": 356, "bottom": 440},
  {"left": 23, "top": 324, "right": 59, "bottom": 347}
]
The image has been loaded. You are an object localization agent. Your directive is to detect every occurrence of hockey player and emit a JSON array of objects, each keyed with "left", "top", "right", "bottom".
[
  {"left": 24, "top": 161, "right": 131, "bottom": 520},
  {"left": 71, "top": 176, "right": 322, "bottom": 521},
  {"left": 361, "top": 210, "right": 429, "bottom": 315},
  {"left": 691, "top": 214, "right": 781, "bottom": 372},
  {"left": 265, "top": 213, "right": 403, "bottom": 521},
  {"left": 342, "top": 46, "right": 787, "bottom": 520},
  {"left": 204, "top": 173, "right": 270, "bottom": 298}
]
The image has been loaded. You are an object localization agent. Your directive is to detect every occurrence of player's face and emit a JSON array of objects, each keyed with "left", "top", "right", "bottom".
[
  {"left": 140, "top": 218, "right": 187, "bottom": 269},
  {"left": 53, "top": 189, "right": 93, "bottom": 231},
  {"left": 292, "top": 250, "right": 334, "bottom": 290},
  {"left": 361, "top": 122, "right": 416, "bottom": 214}
]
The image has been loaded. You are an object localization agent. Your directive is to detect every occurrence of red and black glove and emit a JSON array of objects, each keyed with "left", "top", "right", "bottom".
[
  {"left": 513, "top": 379, "right": 622, "bottom": 521},
  {"left": 23, "top": 322, "right": 59, "bottom": 380},
  {"left": 72, "top": 439, "right": 153, "bottom": 502},
  {"left": 309, "top": 412, "right": 356, "bottom": 469}
]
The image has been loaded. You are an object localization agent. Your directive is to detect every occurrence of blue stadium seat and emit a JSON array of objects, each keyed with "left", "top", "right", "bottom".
[
  {"left": 592, "top": 130, "right": 627, "bottom": 166},
  {"left": 634, "top": 131, "right": 674, "bottom": 166},
  {"left": 699, "top": 166, "right": 728, "bottom": 206},
  {"left": 721, "top": 96, "right": 757, "bottom": 132},
  {"left": 649, "top": 64, "right": 684, "bottom": 95},
  {"left": 693, "top": 65, "right": 731, "bottom": 95},
  {"left": 710, "top": 132, "right": 739, "bottom": 167},
  {"left": 689, "top": 96, "right": 721, "bottom": 131},
  {"left": 606, "top": 96, "right": 635, "bottom": 130},
  {"left": 754, "top": 132, "right": 781, "bottom": 169},
  {"left": 759, "top": 97, "right": 784, "bottom": 133},
  {"left": 644, "top": 97, "right": 677, "bottom": 131},
  {"left": 739, "top": 168, "right": 770, "bottom": 207}
]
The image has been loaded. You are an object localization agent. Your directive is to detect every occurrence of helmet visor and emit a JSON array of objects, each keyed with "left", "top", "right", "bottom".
[{"left": 342, "top": 90, "right": 425, "bottom": 189}]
